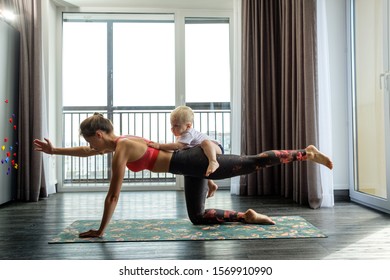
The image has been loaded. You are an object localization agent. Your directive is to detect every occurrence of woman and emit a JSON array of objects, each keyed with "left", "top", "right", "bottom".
[{"left": 33, "top": 113, "right": 333, "bottom": 238}]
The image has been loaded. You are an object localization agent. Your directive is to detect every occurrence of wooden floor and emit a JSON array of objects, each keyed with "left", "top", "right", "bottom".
[{"left": 1, "top": 190, "right": 390, "bottom": 260}]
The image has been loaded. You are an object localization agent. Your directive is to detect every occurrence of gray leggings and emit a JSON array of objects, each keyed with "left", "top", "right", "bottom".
[{"left": 168, "top": 146, "right": 307, "bottom": 224}]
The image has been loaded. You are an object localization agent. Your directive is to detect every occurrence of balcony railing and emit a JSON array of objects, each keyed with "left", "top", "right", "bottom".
[{"left": 62, "top": 104, "right": 231, "bottom": 185}]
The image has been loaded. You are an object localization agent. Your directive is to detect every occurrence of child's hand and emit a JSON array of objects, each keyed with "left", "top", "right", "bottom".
[{"left": 147, "top": 142, "right": 160, "bottom": 149}]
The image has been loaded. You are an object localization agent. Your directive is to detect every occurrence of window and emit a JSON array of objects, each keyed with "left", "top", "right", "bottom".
[
  {"left": 113, "top": 21, "right": 175, "bottom": 107},
  {"left": 61, "top": 13, "right": 232, "bottom": 187},
  {"left": 63, "top": 13, "right": 175, "bottom": 110},
  {"left": 185, "top": 17, "right": 231, "bottom": 152},
  {"left": 63, "top": 22, "right": 107, "bottom": 106}
]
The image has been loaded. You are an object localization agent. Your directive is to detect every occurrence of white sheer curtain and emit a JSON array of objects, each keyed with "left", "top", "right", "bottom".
[
  {"left": 41, "top": 0, "right": 56, "bottom": 195},
  {"left": 230, "top": 0, "right": 242, "bottom": 195},
  {"left": 317, "top": 0, "right": 334, "bottom": 207}
]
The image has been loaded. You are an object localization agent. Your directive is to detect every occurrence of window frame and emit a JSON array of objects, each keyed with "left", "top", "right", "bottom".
[{"left": 57, "top": 10, "right": 236, "bottom": 192}]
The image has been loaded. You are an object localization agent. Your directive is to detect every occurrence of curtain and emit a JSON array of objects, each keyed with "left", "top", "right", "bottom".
[
  {"left": 0, "top": 0, "right": 53, "bottom": 202},
  {"left": 230, "top": 0, "right": 243, "bottom": 195},
  {"left": 241, "top": 0, "right": 322, "bottom": 208}
]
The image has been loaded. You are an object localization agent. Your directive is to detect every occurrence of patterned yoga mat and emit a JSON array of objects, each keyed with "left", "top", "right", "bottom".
[{"left": 48, "top": 216, "right": 326, "bottom": 244}]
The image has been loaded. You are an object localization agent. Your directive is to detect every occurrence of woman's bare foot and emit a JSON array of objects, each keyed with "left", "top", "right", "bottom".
[
  {"left": 243, "top": 209, "right": 275, "bottom": 225},
  {"left": 206, "top": 160, "right": 219, "bottom": 176},
  {"left": 207, "top": 180, "right": 218, "bottom": 198},
  {"left": 305, "top": 145, "right": 333, "bottom": 170}
]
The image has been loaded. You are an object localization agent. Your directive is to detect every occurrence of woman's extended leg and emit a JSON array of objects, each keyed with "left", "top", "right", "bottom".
[
  {"left": 183, "top": 176, "right": 274, "bottom": 225},
  {"left": 169, "top": 145, "right": 332, "bottom": 180},
  {"left": 210, "top": 146, "right": 332, "bottom": 179}
]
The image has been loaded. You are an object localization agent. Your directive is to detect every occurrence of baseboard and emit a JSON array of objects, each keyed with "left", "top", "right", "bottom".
[
  {"left": 54, "top": 184, "right": 352, "bottom": 203},
  {"left": 334, "top": 189, "right": 350, "bottom": 202}
]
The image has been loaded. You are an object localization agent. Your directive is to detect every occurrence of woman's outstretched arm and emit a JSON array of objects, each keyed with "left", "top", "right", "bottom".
[
  {"left": 78, "top": 139, "right": 131, "bottom": 238},
  {"left": 33, "top": 138, "right": 100, "bottom": 157}
]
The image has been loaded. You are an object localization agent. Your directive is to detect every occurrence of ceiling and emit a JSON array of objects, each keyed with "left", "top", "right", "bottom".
[{"left": 58, "top": 0, "right": 234, "bottom": 9}]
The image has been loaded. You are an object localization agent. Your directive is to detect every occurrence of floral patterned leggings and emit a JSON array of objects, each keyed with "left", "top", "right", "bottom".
[{"left": 168, "top": 146, "right": 308, "bottom": 224}]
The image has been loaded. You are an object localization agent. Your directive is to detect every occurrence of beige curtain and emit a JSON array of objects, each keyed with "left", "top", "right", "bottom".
[
  {"left": 1, "top": 0, "right": 48, "bottom": 202},
  {"left": 241, "top": 0, "right": 322, "bottom": 208}
]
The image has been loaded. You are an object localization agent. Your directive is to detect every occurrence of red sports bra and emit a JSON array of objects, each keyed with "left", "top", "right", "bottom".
[{"left": 115, "top": 135, "right": 160, "bottom": 172}]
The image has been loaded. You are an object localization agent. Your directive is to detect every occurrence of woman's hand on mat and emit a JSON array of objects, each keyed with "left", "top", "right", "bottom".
[{"left": 79, "top": 229, "right": 103, "bottom": 238}]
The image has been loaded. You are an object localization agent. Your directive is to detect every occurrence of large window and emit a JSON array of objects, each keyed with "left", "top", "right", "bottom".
[{"left": 61, "top": 13, "right": 232, "bottom": 188}]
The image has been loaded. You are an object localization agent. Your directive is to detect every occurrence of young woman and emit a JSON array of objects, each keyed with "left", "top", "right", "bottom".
[{"left": 33, "top": 113, "right": 333, "bottom": 238}]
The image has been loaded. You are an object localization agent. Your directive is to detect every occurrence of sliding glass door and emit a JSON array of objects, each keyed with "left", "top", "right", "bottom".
[{"left": 350, "top": 0, "right": 390, "bottom": 213}]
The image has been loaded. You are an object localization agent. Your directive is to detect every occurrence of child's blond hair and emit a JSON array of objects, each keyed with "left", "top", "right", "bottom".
[{"left": 170, "top": 106, "right": 194, "bottom": 125}]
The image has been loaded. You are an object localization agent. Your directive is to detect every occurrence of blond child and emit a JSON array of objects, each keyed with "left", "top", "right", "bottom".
[{"left": 148, "top": 106, "right": 223, "bottom": 198}]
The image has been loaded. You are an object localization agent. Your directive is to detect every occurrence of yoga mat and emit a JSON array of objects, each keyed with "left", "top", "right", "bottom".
[{"left": 49, "top": 216, "right": 326, "bottom": 244}]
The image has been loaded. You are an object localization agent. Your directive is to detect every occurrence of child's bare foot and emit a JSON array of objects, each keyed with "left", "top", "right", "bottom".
[
  {"left": 243, "top": 209, "right": 275, "bottom": 225},
  {"left": 207, "top": 180, "right": 218, "bottom": 198},
  {"left": 205, "top": 160, "right": 219, "bottom": 176},
  {"left": 305, "top": 145, "right": 333, "bottom": 170}
]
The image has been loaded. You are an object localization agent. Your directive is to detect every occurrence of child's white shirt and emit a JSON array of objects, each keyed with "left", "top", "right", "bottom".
[{"left": 176, "top": 128, "right": 219, "bottom": 148}]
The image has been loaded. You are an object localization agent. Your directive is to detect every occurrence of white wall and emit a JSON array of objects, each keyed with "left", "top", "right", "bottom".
[{"left": 326, "top": 0, "right": 350, "bottom": 191}]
